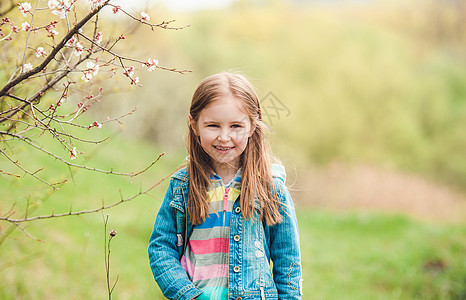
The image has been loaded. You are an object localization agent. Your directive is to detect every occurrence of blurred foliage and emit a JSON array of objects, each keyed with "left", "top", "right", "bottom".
[{"left": 93, "top": 0, "right": 466, "bottom": 190}]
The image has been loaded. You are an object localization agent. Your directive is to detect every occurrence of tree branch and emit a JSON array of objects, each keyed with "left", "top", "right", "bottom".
[
  {"left": 0, "top": 163, "right": 179, "bottom": 224},
  {"left": 0, "top": 0, "right": 110, "bottom": 99}
]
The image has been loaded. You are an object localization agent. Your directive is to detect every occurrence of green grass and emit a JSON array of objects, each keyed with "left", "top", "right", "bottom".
[
  {"left": 1, "top": 128, "right": 465, "bottom": 299},
  {"left": 298, "top": 210, "right": 466, "bottom": 300}
]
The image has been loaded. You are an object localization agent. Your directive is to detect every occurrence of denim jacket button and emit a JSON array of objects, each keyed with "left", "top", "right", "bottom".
[
  {"left": 235, "top": 206, "right": 241, "bottom": 213},
  {"left": 234, "top": 235, "right": 240, "bottom": 242},
  {"left": 233, "top": 266, "right": 240, "bottom": 272},
  {"left": 235, "top": 297, "right": 242, "bottom": 300}
]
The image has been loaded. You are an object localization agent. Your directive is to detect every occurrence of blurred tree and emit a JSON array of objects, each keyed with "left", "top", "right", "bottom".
[{"left": 0, "top": 0, "right": 189, "bottom": 240}]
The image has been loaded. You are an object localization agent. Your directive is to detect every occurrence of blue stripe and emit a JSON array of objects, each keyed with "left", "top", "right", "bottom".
[{"left": 196, "top": 212, "right": 232, "bottom": 229}]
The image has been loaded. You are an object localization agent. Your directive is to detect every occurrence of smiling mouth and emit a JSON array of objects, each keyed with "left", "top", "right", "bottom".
[{"left": 213, "top": 145, "right": 234, "bottom": 151}]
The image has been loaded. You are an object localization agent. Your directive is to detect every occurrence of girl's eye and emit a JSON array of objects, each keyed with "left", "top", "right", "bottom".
[
  {"left": 231, "top": 124, "right": 242, "bottom": 128},
  {"left": 207, "top": 124, "right": 219, "bottom": 128}
]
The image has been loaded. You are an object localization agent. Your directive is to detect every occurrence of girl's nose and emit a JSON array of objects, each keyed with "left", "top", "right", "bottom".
[{"left": 217, "top": 129, "right": 232, "bottom": 141}]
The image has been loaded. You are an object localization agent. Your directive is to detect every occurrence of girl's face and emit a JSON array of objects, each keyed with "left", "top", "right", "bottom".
[{"left": 191, "top": 96, "right": 255, "bottom": 172}]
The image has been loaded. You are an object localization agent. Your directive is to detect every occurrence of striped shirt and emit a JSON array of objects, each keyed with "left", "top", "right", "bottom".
[{"left": 180, "top": 169, "right": 242, "bottom": 299}]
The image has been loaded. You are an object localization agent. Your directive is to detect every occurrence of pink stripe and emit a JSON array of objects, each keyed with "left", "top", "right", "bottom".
[
  {"left": 192, "top": 264, "right": 229, "bottom": 281},
  {"left": 180, "top": 255, "right": 195, "bottom": 278},
  {"left": 189, "top": 238, "right": 229, "bottom": 255},
  {"left": 223, "top": 188, "right": 229, "bottom": 211}
]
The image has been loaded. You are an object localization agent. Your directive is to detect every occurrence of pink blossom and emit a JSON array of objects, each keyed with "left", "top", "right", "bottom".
[
  {"left": 12, "top": 26, "right": 19, "bottom": 33},
  {"left": 81, "top": 61, "right": 99, "bottom": 82},
  {"left": 52, "top": 8, "right": 66, "bottom": 19},
  {"left": 141, "top": 12, "right": 150, "bottom": 22},
  {"left": 131, "top": 77, "right": 140, "bottom": 85},
  {"left": 88, "top": 121, "right": 102, "bottom": 129},
  {"left": 35, "top": 47, "right": 47, "bottom": 57},
  {"left": 89, "top": 0, "right": 104, "bottom": 9},
  {"left": 66, "top": 36, "right": 76, "bottom": 47},
  {"left": 94, "top": 31, "right": 103, "bottom": 44},
  {"left": 21, "top": 21, "right": 30, "bottom": 31},
  {"left": 70, "top": 147, "right": 78, "bottom": 160},
  {"left": 112, "top": 5, "right": 120, "bottom": 14},
  {"left": 74, "top": 42, "right": 83, "bottom": 56},
  {"left": 46, "top": 22, "right": 59, "bottom": 36},
  {"left": 18, "top": 2, "right": 32, "bottom": 17},
  {"left": 50, "top": 0, "right": 74, "bottom": 19},
  {"left": 145, "top": 58, "right": 158, "bottom": 71},
  {"left": 123, "top": 66, "right": 135, "bottom": 78}
]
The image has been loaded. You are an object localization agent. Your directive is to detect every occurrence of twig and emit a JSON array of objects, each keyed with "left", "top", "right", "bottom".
[
  {"left": 108, "top": 4, "right": 191, "bottom": 31},
  {"left": 0, "top": 161, "right": 179, "bottom": 224},
  {"left": 21, "top": 0, "right": 40, "bottom": 74},
  {"left": 78, "top": 32, "right": 191, "bottom": 74},
  {"left": 0, "top": 148, "right": 63, "bottom": 190},
  {"left": 1, "top": 131, "right": 165, "bottom": 177},
  {"left": 103, "top": 214, "right": 117, "bottom": 299},
  {"left": 10, "top": 221, "right": 44, "bottom": 243}
]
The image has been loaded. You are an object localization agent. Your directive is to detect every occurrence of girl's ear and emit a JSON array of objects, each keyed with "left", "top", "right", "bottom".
[
  {"left": 188, "top": 114, "right": 198, "bottom": 135},
  {"left": 248, "top": 122, "right": 256, "bottom": 137}
]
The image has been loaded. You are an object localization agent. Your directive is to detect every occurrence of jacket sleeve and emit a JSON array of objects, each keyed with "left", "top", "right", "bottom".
[
  {"left": 148, "top": 178, "right": 202, "bottom": 300},
  {"left": 266, "top": 178, "right": 303, "bottom": 299}
]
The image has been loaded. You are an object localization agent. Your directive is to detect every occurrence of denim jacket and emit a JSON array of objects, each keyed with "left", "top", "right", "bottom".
[{"left": 148, "top": 166, "right": 303, "bottom": 300}]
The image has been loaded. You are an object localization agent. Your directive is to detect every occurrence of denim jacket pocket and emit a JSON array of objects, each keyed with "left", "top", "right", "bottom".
[{"left": 170, "top": 192, "right": 186, "bottom": 258}]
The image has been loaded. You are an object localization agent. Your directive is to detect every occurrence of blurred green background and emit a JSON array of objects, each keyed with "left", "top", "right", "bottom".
[{"left": 1, "top": 0, "right": 466, "bottom": 299}]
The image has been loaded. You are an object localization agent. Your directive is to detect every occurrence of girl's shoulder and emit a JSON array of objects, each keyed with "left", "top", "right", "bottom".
[
  {"left": 271, "top": 163, "right": 286, "bottom": 184},
  {"left": 271, "top": 163, "right": 290, "bottom": 195},
  {"left": 171, "top": 166, "right": 189, "bottom": 182}
]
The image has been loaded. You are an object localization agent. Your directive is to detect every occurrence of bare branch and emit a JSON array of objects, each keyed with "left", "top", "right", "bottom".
[
  {"left": 108, "top": 4, "right": 191, "bottom": 31},
  {"left": 77, "top": 32, "right": 191, "bottom": 74},
  {"left": 0, "top": 131, "right": 165, "bottom": 177},
  {"left": 0, "top": 147, "right": 65, "bottom": 190},
  {"left": 10, "top": 221, "right": 44, "bottom": 243},
  {"left": 0, "top": 162, "right": 179, "bottom": 224},
  {"left": 0, "top": 169, "right": 21, "bottom": 178}
]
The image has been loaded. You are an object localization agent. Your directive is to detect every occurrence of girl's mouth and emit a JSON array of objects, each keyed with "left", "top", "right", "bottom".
[{"left": 213, "top": 145, "right": 234, "bottom": 152}]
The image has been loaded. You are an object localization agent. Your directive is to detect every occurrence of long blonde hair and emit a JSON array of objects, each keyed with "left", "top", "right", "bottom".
[{"left": 187, "top": 72, "right": 282, "bottom": 226}]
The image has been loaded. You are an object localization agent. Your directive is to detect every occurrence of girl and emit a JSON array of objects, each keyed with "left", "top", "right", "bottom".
[{"left": 148, "top": 72, "right": 302, "bottom": 300}]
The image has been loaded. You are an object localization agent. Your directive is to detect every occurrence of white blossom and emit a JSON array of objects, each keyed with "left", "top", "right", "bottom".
[
  {"left": 146, "top": 58, "right": 158, "bottom": 71},
  {"left": 74, "top": 42, "right": 84, "bottom": 56},
  {"left": 70, "top": 147, "right": 78, "bottom": 160},
  {"left": 21, "top": 21, "right": 30, "bottom": 31},
  {"left": 35, "top": 47, "right": 47, "bottom": 57},
  {"left": 22, "top": 63, "right": 33, "bottom": 73},
  {"left": 141, "top": 12, "right": 150, "bottom": 22},
  {"left": 18, "top": 2, "right": 32, "bottom": 17},
  {"left": 48, "top": 0, "right": 59, "bottom": 9}
]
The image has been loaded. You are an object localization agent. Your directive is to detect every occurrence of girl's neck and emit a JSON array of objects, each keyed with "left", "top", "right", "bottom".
[{"left": 213, "top": 163, "right": 240, "bottom": 185}]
